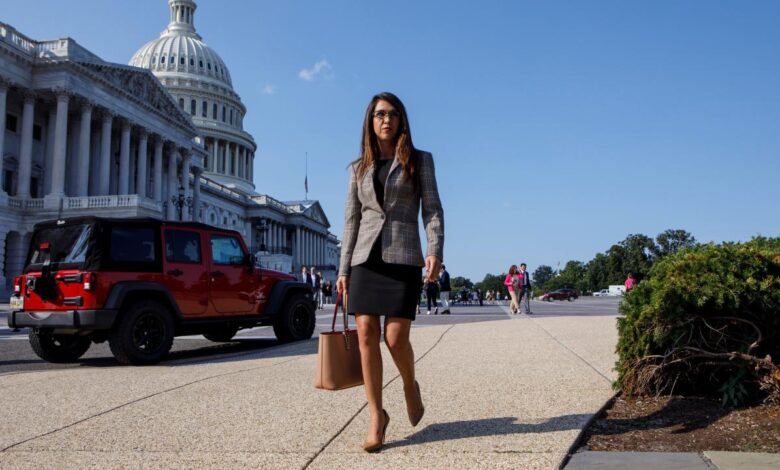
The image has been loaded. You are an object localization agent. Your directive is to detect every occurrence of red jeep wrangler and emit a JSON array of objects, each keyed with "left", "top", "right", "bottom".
[{"left": 7, "top": 217, "right": 316, "bottom": 365}]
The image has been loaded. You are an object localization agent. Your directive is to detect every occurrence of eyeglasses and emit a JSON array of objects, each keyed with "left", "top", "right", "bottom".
[{"left": 373, "top": 110, "right": 400, "bottom": 121}]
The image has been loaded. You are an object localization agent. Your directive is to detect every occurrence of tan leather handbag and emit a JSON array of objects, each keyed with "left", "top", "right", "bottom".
[{"left": 314, "top": 292, "right": 364, "bottom": 390}]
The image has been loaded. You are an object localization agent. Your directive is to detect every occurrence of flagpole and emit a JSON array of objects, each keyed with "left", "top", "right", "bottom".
[{"left": 305, "top": 152, "right": 308, "bottom": 201}]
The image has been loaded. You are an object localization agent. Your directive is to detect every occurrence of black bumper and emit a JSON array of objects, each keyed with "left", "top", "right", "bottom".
[{"left": 7, "top": 309, "right": 118, "bottom": 330}]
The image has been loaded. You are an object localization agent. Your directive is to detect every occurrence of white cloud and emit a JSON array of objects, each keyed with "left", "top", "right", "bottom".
[
  {"left": 298, "top": 59, "right": 333, "bottom": 81},
  {"left": 262, "top": 84, "right": 276, "bottom": 95}
]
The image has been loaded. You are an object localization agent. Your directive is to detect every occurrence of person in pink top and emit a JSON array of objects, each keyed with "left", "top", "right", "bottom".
[
  {"left": 504, "top": 265, "right": 521, "bottom": 314},
  {"left": 625, "top": 272, "right": 636, "bottom": 291}
]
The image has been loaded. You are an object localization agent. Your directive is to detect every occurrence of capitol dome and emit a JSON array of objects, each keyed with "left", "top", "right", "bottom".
[
  {"left": 130, "top": 0, "right": 257, "bottom": 194},
  {"left": 129, "top": 1, "right": 232, "bottom": 88}
]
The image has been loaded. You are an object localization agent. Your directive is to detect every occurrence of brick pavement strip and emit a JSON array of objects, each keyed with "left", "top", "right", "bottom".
[{"left": 0, "top": 313, "right": 619, "bottom": 469}]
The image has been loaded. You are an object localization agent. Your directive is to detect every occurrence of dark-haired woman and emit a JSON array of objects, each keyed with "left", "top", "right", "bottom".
[{"left": 337, "top": 92, "right": 444, "bottom": 452}]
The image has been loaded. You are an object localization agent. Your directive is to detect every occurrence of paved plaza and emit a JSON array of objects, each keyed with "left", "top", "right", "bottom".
[
  {"left": 3, "top": 298, "right": 775, "bottom": 469},
  {"left": 0, "top": 299, "right": 616, "bottom": 469}
]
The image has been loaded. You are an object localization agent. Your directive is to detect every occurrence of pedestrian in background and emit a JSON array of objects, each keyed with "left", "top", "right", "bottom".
[
  {"left": 425, "top": 277, "right": 439, "bottom": 314},
  {"left": 625, "top": 272, "right": 635, "bottom": 291},
  {"left": 504, "top": 265, "right": 521, "bottom": 314},
  {"left": 337, "top": 92, "right": 444, "bottom": 452},
  {"left": 518, "top": 263, "right": 533, "bottom": 315},
  {"left": 322, "top": 280, "right": 333, "bottom": 305},
  {"left": 438, "top": 264, "right": 451, "bottom": 314},
  {"left": 311, "top": 266, "right": 322, "bottom": 309}
]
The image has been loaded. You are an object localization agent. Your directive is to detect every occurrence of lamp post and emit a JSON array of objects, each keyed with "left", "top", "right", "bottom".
[{"left": 170, "top": 183, "right": 192, "bottom": 221}]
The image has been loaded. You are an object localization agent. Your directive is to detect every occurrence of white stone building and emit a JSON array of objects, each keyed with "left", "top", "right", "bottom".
[{"left": 0, "top": 1, "right": 339, "bottom": 299}]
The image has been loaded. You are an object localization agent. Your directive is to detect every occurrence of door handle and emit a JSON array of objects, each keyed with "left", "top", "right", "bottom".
[
  {"left": 167, "top": 269, "right": 183, "bottom": 277},
  {"left": 210, "top": 271, "right": 224, "bottom": 278}
]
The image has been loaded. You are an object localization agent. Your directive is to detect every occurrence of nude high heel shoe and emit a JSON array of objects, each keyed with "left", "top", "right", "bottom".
[
  {"left": 362, "top": 409, "right": 389, "bottom": 453},
  {"left": 407, "top": 380, "right": 425, "bottom": 427}
]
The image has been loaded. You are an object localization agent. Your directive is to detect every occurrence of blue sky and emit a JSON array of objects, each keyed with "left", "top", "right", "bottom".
[{"left": 5, "top": 1, "right": 780, "bottom": 281}]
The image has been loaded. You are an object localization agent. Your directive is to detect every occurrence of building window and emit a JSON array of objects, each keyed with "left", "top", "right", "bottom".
[
  {"left": 6, "top": 114, "right": 17, "bottom": 132},
  {"left": 151, "top": 56, "right": 156, "bottom": 64},
  {"left": 170, "top": 54, "right": 176, "bottom": 65},
  {"left": 179, "top": 98, "right": 184, "bottom": 109},
  {"left": 190, "top": 99, "right": 196, "bottom": 115},
  {"left": 229, "top": 109, "right": 233, "bottom": 125},
  {"left": 180, "top": 56, "right": 185, "bottom": 65},
  {"left": 202, "top": 100, "right": 207, "bottom": 117},
  {"left": 32, "top": 124, "right": 42, "bottom": 141},
  {"left": 212, "top": 103, "right": 217, "bottom": 119},
  {"left": 222, "top": 106, "right": 226, "bottom": 122},
  {"left": 190, "top": 58, "right": 194, "bottom": 66},
  {"left": 161, "top": 55, "right": 166, "bottom": 64},
  {"left": 207, "top": 62, "right": 211, "bottom": 70},
  {"left": 199, "top": 60, "right": 203, "bottom": 68}
]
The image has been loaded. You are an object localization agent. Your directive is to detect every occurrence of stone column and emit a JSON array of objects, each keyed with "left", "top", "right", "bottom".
[
  {"left": 75, "top": 101, "right": 93, "bottom": 196},
  {"left": 98, "top": 110, "right": 113, "bottom": 195},
  {"left": 167, "top": 145, "right": 178, "bottom": 220},
  {"left": 0, "top": 79, "right": 8, "bottom": 196},
  {"left": 48, "top": 89, "right": 70, "bottom": 197},
  {"left": 231, "top": 143, "right": 237, "bottom": 176},
  {"left": 43, "top": 110, "right": 56, "bottom": 194},
  {"left": 249, "top": 152, "right": 254, "bottom": 183},
  {"left": 295, "top": 226, "right": 301, "bottom": 269},
  {"left": 241, "top": 147, "right": 246, "bottom": 179},
  {"left": 135, "top": 129, "right": 148, "bottom": 198},
  {"left": 192, "top": 167, "right": 201, "bottom": 222},
  {"left": 211, "top": 138, "right": 218, "bottom": 172},
  {"left": 16, "top": 91, "right": 36, "bottom": 198},
  {"left": 180, "top": 149, "right": 190, "bottom": 221},
  {"left": 153, "top": 136, "right": 163, "bottom": 200},
  {"left": 118, "top": 120, "right": 131, "bottom": 195}
]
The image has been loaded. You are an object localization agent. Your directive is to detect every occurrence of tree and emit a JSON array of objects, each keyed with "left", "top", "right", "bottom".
[
  {"left": 585, "top": 253, "right": 610, "bottom": 293},
  {"left": 546, "top": 260, "right": 587, "bottom": 293},
  {"left": 476, "top": 273, "right": 504, "bottom": 294},
  {"left": 654, "top": 229, "right": 697, "bottom": 258},
  {"left": 450, "top": 276, "right": 473, "bottom": 291},
  {"left": 532, "top": 265, "right": 554, "bottom": 287}
]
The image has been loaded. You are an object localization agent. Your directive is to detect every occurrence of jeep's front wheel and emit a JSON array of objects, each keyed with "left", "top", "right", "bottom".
[
  {"left": 109, "top": 300, "right": 174, "bottom": 365},
  {"left": 203, "top": 325, "right": 239, "bottom": 342},
  {"left": 29, "top": 331, "right": 91, "bottom": 363},
  {"left": 273, "top": 293, "right": 315, "bottom": 342}
]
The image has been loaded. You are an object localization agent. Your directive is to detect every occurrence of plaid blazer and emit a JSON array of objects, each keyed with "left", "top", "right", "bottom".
[{"left": 339, "top": 151, "right": 444, "bottom": 275}]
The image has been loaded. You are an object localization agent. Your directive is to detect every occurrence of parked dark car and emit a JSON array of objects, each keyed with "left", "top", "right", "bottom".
[{"left": 541, "top": 288, "right": 578, "bottom": 302}]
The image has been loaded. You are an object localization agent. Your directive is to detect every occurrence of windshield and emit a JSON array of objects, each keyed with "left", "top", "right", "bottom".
[{"left": 27, "top": 224, "right": 92, "bottom": 268}]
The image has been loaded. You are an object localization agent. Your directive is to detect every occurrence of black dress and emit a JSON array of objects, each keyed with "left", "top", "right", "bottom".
[{"left": 348, "top": 159, "right": 422, "bottom": 320}]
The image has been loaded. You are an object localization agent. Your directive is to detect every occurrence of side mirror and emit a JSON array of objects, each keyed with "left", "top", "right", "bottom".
[{"left": 244, "top": 253, "right": 257, "bottom": 272}]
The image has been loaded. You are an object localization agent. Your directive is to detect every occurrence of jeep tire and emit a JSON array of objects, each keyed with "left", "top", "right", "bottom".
[
  {"left": 29, "top": 330, "right": 91, "bottom": 363},
  {"left": 273, "top": 293, "right": 315, "bottom": 342},
  {"left": 109, "top": 300, "right": 174, "bottom": 365},
  {"left": 203, "top": 325, "right": 239, "bottom": 342}
]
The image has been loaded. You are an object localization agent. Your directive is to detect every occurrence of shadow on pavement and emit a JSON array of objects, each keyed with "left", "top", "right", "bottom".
[{"left": 387, "top": 414, "right": 593, "bottom": 449}]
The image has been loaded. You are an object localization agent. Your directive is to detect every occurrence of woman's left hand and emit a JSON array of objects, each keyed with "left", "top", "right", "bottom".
[{"left": 425, "top": 256, "right": 442, "bottom": 281}]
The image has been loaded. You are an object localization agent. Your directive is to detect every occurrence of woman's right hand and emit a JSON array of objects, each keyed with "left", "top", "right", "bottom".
[{"left": 336, "top": 275, "right": 349, "bottom": 295}]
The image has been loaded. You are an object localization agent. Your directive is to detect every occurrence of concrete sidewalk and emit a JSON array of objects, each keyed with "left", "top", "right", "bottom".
[{"left": 0, "top": 314, "right": 618, "bottom": 469}]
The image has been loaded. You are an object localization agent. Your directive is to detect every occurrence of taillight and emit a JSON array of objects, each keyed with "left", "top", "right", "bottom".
[
  {"left": 13, "top": 276, "right": 23, "bottom": 294},
  {"left": 83, "top": 272, "right": 96, "bottom": 291}
]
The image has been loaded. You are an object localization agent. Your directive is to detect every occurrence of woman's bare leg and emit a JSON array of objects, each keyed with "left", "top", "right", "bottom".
[
  {"left": 385, "top": 317, "right": 424, "bottom": 424},
  {"left": 356, "top": 314, "right": 386, "bottom": 443}
]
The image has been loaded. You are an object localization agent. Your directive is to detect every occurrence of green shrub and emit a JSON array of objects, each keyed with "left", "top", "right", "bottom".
[{"left": 616, "top": 238, "right": 780, "bottom": 405}]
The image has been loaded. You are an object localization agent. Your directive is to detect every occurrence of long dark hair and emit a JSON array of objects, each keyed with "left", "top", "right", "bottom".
[{"left": 356, "top": 92, "right": 418, "bottom": 183}]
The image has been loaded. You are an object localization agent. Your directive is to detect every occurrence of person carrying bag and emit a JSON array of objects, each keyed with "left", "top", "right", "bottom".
[{"left": 314, "top": 291, "right": 364, "bottom": 390}]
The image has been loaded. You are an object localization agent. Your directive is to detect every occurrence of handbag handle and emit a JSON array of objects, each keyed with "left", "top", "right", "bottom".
[{"left": 331, "top": 291, "right": 350, "bottom": 333}]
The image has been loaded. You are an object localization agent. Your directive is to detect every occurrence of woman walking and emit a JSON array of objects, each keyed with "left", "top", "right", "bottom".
[
  {"left": 337, "top": 92, "right": 444, "bottom": 452},
  {"left": 504, "top": 265, "right": 521, "bottom": 314}
]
